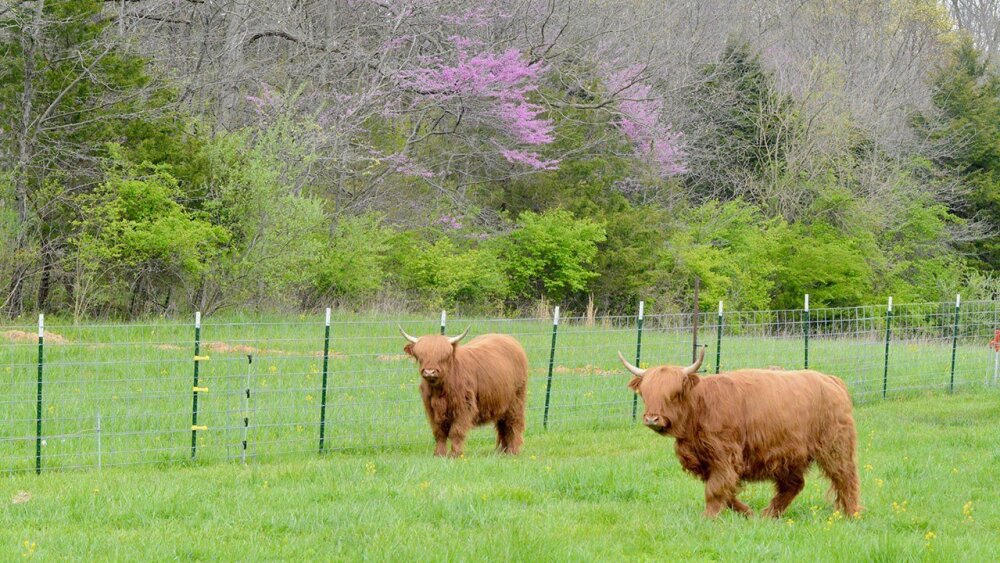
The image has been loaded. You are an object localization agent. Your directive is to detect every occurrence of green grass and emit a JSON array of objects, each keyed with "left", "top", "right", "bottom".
[
  {"left": 1, "top": 309, "right": 997, "bottom": 472},
  {"left": 2, "top": 391, "right": 999, "bottom": 560}
]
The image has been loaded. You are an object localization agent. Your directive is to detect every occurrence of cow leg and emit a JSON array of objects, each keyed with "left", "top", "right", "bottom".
[
  {"left": 433, "top": 422, "right": 450, "bottom": 457},
  {"left": 816, "top": 421, "right": 862, "bottom": 517},
  {"left": 818, "top": 456, "right": 862, "bottom": 517},
  {"left": 495, "top": 419, "right": 508, "bottom": 452},
  {"left": 496, "top": 412, "right": 525, "bottom": 455},
  {"left": 448, "top": 416, "right": 473, "bottom": 458},
  {"left": 703, "top": 467, "right": 740, "bottom": 518},
  {"left": 762, "top": 471, "right": 805, "bottom": 518},
  {"left": 727, "top": 497, "right": 753, "bottom": 517}
]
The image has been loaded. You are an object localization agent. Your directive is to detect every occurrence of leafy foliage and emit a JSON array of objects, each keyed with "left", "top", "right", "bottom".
[
  {"left": 307, "top": 215, "right": 393, "bottom": 305},
  {"left": 917, "top": 38, "right": 1000, "bottom": 270},
  {"left": 0, "top": 4, "right": 994, "bottom": 318},
  {"left": 502, "top": 210, "right": 607, "bottom": 303},
  {"left": 388, "top": 234, "right": 509, "bottom": 309},
  {"left": 71, "top": 148, "right": 228, "bottom": 316}
]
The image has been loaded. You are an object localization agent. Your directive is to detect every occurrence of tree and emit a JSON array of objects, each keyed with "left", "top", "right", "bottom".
[
  {"left": 684, "top": 42, "right": 799, "bottom": 207},
  {"left": 71, "top": 148, "right": 228, "bottom": 318},
  {"left": 0, "top": 0, "right": 168, "bottom": 316},
  {"left": 916, "top": 38, "right": 1000, "bottom": 270},
  {"left": 947, "top": 0, "right": 1000, "bottom": 67},
  {"left": 502, "top": 209, "right": 606, "bottom": 304}
]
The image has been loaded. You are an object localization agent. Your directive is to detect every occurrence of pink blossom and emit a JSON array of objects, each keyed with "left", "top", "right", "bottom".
[
  {"left": 397, "top": 37, "right": 557, "bottom": 170},
  {"left": 496, "top": 102, "right": 554, "bottom": 145},
  {"left": 437, "top": 214, "right": 463, "bottom": 229},
  {"left": 603, "top": 66, "right": 687, "bottom": 177},
  {"left": 499, "top": 148, "right": 559, "bottom": 170},
  {"left": 385, "top": 153, "right": 435, "bottom": 178},
  {"left": 245, "top": 82, "right": 281, "bottom": 117}
]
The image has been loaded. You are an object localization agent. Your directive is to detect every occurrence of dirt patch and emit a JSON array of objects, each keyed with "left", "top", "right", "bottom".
[
  {"left": 11, "top": 491, "right": 31, "bottom": 505},
  {"left": 377, "top": 354, "right": 409, "bottom": 362},
  {"left": 309, "top": 350, "right": 346, "bottom": 359},
  {"left": 2, "top": 330, "right": 68, "bottom": 344},
  {"left": 154, "top": 340, "right": 346, "bottom": 358},
  {"left": 554, "top": 364, "right": 618, "bottom": 376},
  {"left": 202, "top": 341, "right": 263, "bottom": 355}
]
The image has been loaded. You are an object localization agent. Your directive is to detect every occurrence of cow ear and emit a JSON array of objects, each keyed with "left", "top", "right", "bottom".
[
  {"left": 404, "top": 343, "right": 414, "bottom": 356},
  {"left": 682, "top": 373, "right": 699, "bottom": 396},
  {"left": 627, "top": 377, "right": 642, "bottom": 393}
]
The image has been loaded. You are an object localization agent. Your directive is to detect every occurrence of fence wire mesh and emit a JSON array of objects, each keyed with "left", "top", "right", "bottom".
[{"left": 2, "top": 300, "right": 997, "bottom": 474}]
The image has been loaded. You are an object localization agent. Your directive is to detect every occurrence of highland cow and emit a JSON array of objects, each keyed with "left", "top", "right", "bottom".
[
  {"left": 400, "top": 327, "right": 528, "bottom": 457},
  {"left": 619, "top": 348, "right": 861, "bottom": 518}
]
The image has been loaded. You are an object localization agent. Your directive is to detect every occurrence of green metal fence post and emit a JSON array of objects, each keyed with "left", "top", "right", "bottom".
[
  {"left": 631, "top": 301, "right": 644, "bottom": 422},
  {"left": 949, "top": 294, "right": 960, "bottom": 393},
  {"left": 318, "top": 308, "right": 331, "bottom": 453},
  {"left": 542, "top": 306, "right": 560, "bottom": 430},
  {"left": 190, "top": 311, "right": 202, "bottom": 459},
  {"left": 35, "top": 314, "right": 44, "bottom": 475},
  {"left": 882, "top": 297, "right": 892, "bottom": 399},
  {"left": 803, "top": 294, "right": 810, "bottom": 369},
  {"left": 715, "top": 301, "right": 723, "bottom": 374},
  {"left": 440, "top": 310, "right": 446, "bottom": 335},
  {"left": 242, "top": 354, "right": 253, "bottom": 464}
]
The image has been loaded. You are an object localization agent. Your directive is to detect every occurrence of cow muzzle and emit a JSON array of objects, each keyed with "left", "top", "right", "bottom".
[
  {"left": 421, "top": 369, "right": 441, "bottom": 382},
  {"left": 643, "top": 415, "right": 669, "bottom": 433}
]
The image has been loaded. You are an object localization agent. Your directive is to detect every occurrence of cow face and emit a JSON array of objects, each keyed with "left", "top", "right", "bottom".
[
  {"left": 404, "top": 336, "right": 457, "bottom": 384},
  {"left": 399, "top": 326, "right": 470, "bottom": 385},
  {"left": 619, "top": 348, "right": 704, "bottom": 436},
  {"left": 629, "top": 369, "right": 698, "bottom": 435}
]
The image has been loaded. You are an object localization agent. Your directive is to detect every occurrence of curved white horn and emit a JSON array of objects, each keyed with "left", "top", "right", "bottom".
[
  {"left": 447, "top": 326, "right": 470, "bottom": 345},
  {"left": 683, "top": 347, "right": 706, "bottom": 376},
  {"left": 398, "top": 325, "right": 419, "bottom": 344},
  {"left": 617, "top": 351, "right": 646, "bottom": 377}
]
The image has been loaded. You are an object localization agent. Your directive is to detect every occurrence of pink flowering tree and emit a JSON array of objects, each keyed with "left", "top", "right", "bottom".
[
  {"left": 602, "top": 64, "right": 687, "bottom": 178},
  {"left": 395, "top": 36, "right": 558, "bottom": 171}
]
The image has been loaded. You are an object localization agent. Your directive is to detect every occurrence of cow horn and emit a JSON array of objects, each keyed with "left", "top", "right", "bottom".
[
  {"left": 617, "top": 351, "right": 646, "bottom": 377},
  {"left": 447, "top": 326, "right": 470, "bottom": 345},
  {"left": 682, "top": 347, "right": 706, "bottom": 376},
  {"left": 398, "top": 325, "right": 419, "bottom": 344}
]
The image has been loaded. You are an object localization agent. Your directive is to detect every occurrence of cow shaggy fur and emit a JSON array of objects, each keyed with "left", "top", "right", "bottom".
[
  {"left": 621, "top": 349, "right": 861, "bottom": 518},
  {"left": 402, "top": 330, "right": 528, "bottom": 457}
]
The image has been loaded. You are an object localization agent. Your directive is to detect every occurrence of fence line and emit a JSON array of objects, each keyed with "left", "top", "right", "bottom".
[{"left": 1, "top": 298, "right": 998, "bottom": 474}]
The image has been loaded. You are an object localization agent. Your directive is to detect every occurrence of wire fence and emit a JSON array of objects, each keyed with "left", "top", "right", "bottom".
[{"left": 2, "top": 298, "right": 998, "bottom": 474}]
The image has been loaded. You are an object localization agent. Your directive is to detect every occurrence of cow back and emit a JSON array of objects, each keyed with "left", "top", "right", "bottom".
[
  {"left": 691, "top": 369, "right": 854, "bottom": 479},
  {"left": 454, "top": 334, "right": 529, "bottom": 421}
]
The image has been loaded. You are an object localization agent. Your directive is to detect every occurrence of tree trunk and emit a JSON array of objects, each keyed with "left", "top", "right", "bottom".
[
  {"left": 219, "top": 0, "right": 250, "bottom": 129},
  {"left": 6, "top": 0, "right": 44, "bottom": 318},
  {"left": 36, "top": 244, "right": 51, "bottom": 311}
]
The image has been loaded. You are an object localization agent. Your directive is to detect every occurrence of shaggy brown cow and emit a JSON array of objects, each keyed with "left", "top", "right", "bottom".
[
  {"left": 400, "top": 327, "right": 528, "bottom": 457},
  {"left": 619, "top": 348, "right": 861, "bottom": 519}
]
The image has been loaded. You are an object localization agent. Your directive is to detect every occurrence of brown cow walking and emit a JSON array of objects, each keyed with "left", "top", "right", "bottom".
[
  {"left": 400, "top": 327, "right": 528, "bottom": 457},
  {"left": 619, "top": 348, "right": 861, "bottom": 519}
]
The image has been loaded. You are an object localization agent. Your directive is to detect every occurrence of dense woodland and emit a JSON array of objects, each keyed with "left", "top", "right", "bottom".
[{"left": 2, "top": 0, "right": 1000, "bottom": 319}]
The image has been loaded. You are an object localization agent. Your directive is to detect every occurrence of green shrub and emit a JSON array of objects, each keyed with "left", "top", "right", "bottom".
[
  {"left": 71, "top": 147, "right": 229, "bottom": 316},
  {"left": 501, "top": 209, "right": 606, "bottom": 303},
  {"left": 308, "top": 214, "right": 393, "bottom": 304},
  {"left": 652, "top": 200, "right": 784, "bottom": 311},
  {"left": 388, "top": 234, "right": 509, "bottom": 309},
  {"left": 771, "top": 221, "right": 877, "bottom": 309}
]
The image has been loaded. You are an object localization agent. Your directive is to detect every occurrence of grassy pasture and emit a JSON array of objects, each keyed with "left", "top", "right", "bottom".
[
  {"left": 1, "top": 391, "right": 999, "bottom": 560},
  {"left": 1, "top": 308, "right": 997, "bottom": 473}
]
